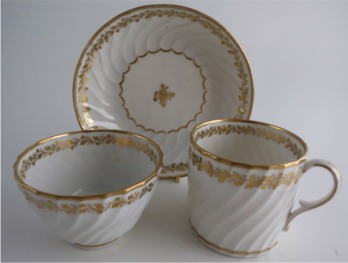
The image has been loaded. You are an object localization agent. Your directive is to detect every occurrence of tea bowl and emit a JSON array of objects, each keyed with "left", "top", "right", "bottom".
[{"left": 14, "top": 130, "right": 163, "bottom": 249}]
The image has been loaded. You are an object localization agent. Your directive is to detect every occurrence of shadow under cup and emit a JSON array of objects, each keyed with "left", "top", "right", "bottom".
[{"left": 188, "top": 119, "right": 341, "bottom": 258}]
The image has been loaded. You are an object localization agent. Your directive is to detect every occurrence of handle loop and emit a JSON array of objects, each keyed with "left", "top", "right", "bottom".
[{"left": 283, "top": 159, "right": 341, "bottom": 231}]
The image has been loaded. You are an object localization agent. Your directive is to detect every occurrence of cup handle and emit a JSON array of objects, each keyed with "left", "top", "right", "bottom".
[{"left": 283, "top": 159, "right": 341, "bottom": 231}]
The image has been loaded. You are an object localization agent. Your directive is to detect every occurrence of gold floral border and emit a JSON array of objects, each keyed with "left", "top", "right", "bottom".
[
  {"left": 119, "top": 48, "right": 207, "bottom": 134},
  {"left": 19, "top": 135, "right": 159, "bottom": 179},
  {"left": 195, "top": 124, "right": 303, "bottom": 159},
  {"left": 161, "top": 162, "right": 188, "bottom": 175},
  {"left": 190, "top": 150, "right": 302, "bottom": 189},
  {"left": 75, "top": 5, "right": 252, "bottom": 130},
  {"left": 22, "top": 182, "right": 155, "bottom": 214}
]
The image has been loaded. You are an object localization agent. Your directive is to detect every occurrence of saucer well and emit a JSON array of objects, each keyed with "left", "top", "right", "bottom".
[{"left": 73, "top": 4, "right": 254, "bottom": 179}]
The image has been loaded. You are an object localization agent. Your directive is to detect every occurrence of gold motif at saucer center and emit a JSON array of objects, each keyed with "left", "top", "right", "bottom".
[
  {"left": 75, "top": 6, "right": 253, "bottom": 130},
  {"left": 153, "top": 83, "right": 176, "bottom": 108},
  {"left": 119, "top": 48, "right": 206, "bottom": 134}
]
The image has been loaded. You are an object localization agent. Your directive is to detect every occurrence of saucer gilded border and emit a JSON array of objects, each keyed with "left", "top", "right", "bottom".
[{"left": 73, "top": 4, "right": 254, "bottom": 180}]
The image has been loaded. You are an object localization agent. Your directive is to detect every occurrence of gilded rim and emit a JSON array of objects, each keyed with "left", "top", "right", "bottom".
[
  {"left": 190, "top": 119, "right": 309, "bottom": 170},
  {"left": 13, "top": 130, "right": 163, "bottom": 201},
  {"left": 72, "top": 3, "right": 254, "bottom": 130}
]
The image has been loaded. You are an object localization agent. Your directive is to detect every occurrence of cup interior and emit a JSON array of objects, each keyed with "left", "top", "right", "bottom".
[
  {"left": 15, "top": 131, "right": 161, "bottom": 196},
  {"left": 192, "top": 120, "right": 307, "bottom": 167}
]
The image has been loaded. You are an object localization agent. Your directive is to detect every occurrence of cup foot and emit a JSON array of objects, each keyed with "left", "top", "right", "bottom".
[
  {"left": 191, "top": 223, "right": 276, "bottom": 258},
  {"left": 72, "top": 238, "right": 118, "bottom": 250}
]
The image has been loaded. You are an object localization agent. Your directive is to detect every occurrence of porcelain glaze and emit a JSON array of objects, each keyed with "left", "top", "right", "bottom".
[
  {"left": 188, "top": 119, "right": 341, "bottom": 258},
  {"left": 14, "top": 130, "right": 163, "bottom": 249},
  {"left": 73, "top": 5, "right": 254, "bottom": 179}
]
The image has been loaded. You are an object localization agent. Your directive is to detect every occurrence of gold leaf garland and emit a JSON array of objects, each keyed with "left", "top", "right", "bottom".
[
  {"left": 77, "top": 7, "right": 251, "bottom": 129},
  {"left": 161, "top": 162, "right": 188, "bottom": 174},
  {"left": 190, "top": 150, "right": 302, "bottom": 189},
  {"left": 195, "top": 124, "right": 303, "bottom": 159},
  {"left": 22, "top": 182, "right": 155, "bottom": 214},
  {"left": 20, "top": 135, "right": 158, "bottom": 179}
]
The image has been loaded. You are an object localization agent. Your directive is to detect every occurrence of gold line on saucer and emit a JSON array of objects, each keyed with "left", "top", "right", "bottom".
[
  {"left": 73, "top": 4, "right": 254, "bottom": 130},
  {"left": 119, "top": 48, "right": 207, "bottom": 134}
]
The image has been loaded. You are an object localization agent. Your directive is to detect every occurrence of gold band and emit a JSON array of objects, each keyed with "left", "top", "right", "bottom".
[
  {"left": 74, "top": 238, "right": 118, "bottom": 249},
  {"left": 190, "top": 119, "right": 309, "bottom": 170},
  {"left": 73, "top": 4, "right": 254, "bottom": 130},
  {"left": 119, "top": 48, "right": 207, "bottom": 134},
  {"left": 14, "top": 130, "right": 163, "bottom": 201},
  {"left": 191, "top": 223, "right": 277, "bottom": 256}
]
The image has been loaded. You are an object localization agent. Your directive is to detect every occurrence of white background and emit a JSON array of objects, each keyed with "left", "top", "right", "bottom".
[{"left": 2, "top": 0, "right": 348, "bottom": 261}]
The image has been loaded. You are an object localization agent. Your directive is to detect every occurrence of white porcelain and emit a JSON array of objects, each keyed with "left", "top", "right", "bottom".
[
  {"left": 73, "top": 4, "right": 254, "bottom": 180},
  {"left": 14, "top": 130, "right": 163, "bottom": 249},
  {"left": 188, "top": 119, "right": 341, "bottom": 258}
]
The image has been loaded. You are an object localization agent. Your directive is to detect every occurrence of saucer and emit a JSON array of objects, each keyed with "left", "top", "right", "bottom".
[{"left": 73, "top": 4, "right": 254, "bottom": 179}]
